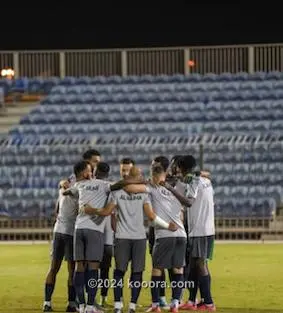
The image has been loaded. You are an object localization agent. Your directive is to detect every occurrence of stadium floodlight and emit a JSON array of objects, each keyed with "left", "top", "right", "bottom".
[{"left": 1, "top": 68, "right": 15, "bottom": 78}]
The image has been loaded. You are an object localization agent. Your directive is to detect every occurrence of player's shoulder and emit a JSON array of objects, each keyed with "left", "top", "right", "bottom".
[
  {"left": 199, "top": 176, "right": 213, "bottom": 188},
  {"left": 145, "top": 183, "right": 158, "bottom": 191},
  {"left": 110, "top": 189, "right": 121, "bottom": 197},
  {"left": 72, "top": 181, "right": 80, "bottom": 188},
  {"left": 88, "top": 178, "right": 106, "bottom": 186},
  {"left": 95, "top": 178, "right": 108, "bottom": 185}
]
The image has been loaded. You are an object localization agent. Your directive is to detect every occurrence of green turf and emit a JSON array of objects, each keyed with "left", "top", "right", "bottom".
[{"left": 0, "top": 243, "right": 282, "bottom": 313}]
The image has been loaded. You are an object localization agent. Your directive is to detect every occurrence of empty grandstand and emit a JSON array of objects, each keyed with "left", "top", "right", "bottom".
[{"left": 1, "top": 45, "right": 283, "bottom": 241}]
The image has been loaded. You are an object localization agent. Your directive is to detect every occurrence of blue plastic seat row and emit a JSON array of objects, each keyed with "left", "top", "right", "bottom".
[
  {"left": 21, "top": 110, "right": 283, "bottom": 125},
  {"left": 3, "top": 138, "right": 283, "bottom": 163},
  {"left": 1, "top": 172, "right": 283, "bottom": 191},
  {"left": 50, "top": 80, "right": 283, "bottom": 95},
  {"left": 42, "top": 90, "right": 283, "bottom": 105},
  {"left": 2, "top": 160, "right": 283, "bottom": 180},
  {"left": 0, "top": 199, "right": 55, "bottom": 218},
  {"left": 5, "top": 188, "right": 58, "bottom": 200},
  {"left": 31, "top": 101, "right": 283, "bottom": 116},
  {"left": 215, "top": 186, "right": 283, "bottom": 202},
  {"left": 55, "top": 72, "right": 283, "bottom": 84},
  {"left": 1, "top": 71, "right": 283, "bottom": 95},
  {"left": 215, "top": 198, "right": 275, "bottom": 217},
  {"left": 5, "top": 140, "right": 283, "bottom": 156},
  {"left": 211, "top": 162, "right": 283, "bottom": 173},
  {"left": 10, "top": 120, "right": 283, "bottom": 136},
  {"left": 213, "top": 174, "right": 283, "bottom": 186},
  {"left": 2, "top": 152, "right": 283, "bottom": 168},
  {"left": 32, "top": 102, "right": 204, "bottom": 114},
  {"left": 205, "top": 151, "right": 283, "bottom": 163}
]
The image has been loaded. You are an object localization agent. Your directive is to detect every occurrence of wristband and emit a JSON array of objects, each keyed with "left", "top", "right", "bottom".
[{"left": 153, "top": 216, "right": 170, "bottom": 229}]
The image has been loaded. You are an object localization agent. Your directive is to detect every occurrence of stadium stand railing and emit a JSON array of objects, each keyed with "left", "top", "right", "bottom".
[
  {"left": 1, "top": 43, "right": 283, "bottom": 78},
  {"left": 1, "top": 43, "right": 283, "bottom": 241}
]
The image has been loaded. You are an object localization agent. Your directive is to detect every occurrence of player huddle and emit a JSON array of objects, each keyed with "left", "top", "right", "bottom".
[{"left": 43, "top": 149, "right": 216, "bottom": 313}]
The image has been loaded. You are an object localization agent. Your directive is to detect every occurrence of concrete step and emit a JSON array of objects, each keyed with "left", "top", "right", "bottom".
[
  {"left": 0, "top": 115, "right": 22, "bottom": 125},
  {"left": 0, "top": 101, "right": 39, "bottom": 134},
  {"left": 5, "top": 105, "right": 37, "bottom": 116},
  {"left": 0, "top": 125, "right": 9, "bottom": 134}
]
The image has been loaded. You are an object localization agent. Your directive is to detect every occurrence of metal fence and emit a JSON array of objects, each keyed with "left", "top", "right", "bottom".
[{"left": 1, "top": 43, "right": 283, "bottom": 78}]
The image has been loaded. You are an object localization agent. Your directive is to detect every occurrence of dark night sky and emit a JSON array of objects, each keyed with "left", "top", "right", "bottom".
[{"left": 1, "top": 7, "right": 282, "bottom": 50}]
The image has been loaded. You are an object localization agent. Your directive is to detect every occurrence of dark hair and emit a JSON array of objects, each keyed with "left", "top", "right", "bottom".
[
  {"left": 120, "top": 158, "right": 135, "bottom": 165},
  {"left": 153, "top": 156, "right": 170, "bottom": 171},
  {"left": 82, "top": 149, "right": 101, "bottom": 160},
  {"left": 171, "top": 155, "right": 183, "bottom": 163},
  {"left": 151, "top": 164, "right": 165, "bottom": 175},
  {"left": 74, "top": 160, "right": 90, "bottom": 177},
  {"left": 95, "top": 162, "right": 110, "bottom": 178},
  {"left": 177, "top": 155, "right": 197, "bottom": 173}
]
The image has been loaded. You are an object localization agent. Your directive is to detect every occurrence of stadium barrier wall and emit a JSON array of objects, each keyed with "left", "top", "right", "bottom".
[
  {"left": 1, "top": 43, "right": 283, "bottom": 77},
  {"left": 0, "top": 218, "right": 276, "bottom": 241}
]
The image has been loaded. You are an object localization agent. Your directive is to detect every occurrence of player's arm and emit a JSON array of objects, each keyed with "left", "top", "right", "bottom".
[
  {"left": 82, "top": 202, "right": 117, "bottom": 216},
  {"left": 111, "top": 212, "right": 117, "bottom": 232},
  {"left": 110, "top": 178, "right": 147, "bottom": 191},
  {"left": 143, "top": 203, "right": 178, "bottom": 231},
  {"left": 81, "top": 190, "right": 118, "bottom": 216},
  {"left": 160, "top": 181, "right": 194, "bottom": 207},
  {"left": 124, "top": 184, "right": 147, "bottom": 193},
  {"left": 110, "top": 180, "right": 126, "bottom": 191},
  {"left": 54, "top": 197, "right": 59, "bottom": 217}
]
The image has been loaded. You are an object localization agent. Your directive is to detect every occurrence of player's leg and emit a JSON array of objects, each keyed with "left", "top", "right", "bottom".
[
  {"left": 100, "top": 244, "right": 113, "bottom": 307},
  {"left": 179, "top": 258, "right": 198, "bottom": 310},
  {"left": 147, "top": 238, "right": 174, "bottom": 312},
  {"left": 129, "top": 239, "right": 147, "bottom": 313},
  {"left": 73, "top": 229, "right": 87, "bottom": 313},
  {"left": 159, "top": 269, "right": 169, "bottom": 308},
  {"left": 148, "top": 226, "right": 168, "bottom": 308},
  {"left": 43, "top": 233, "right": 64, "bottom": 312},
  {"left": 194, "top": 236, "right": 215, "bottom": 311},
  {"left": 64, "top": 234, "right": 77, "bottom": 312},
  {"left": 66, "top": 261, "right": 76, "bottom": 312},
  {"left": 179, "top": 237, "right": 198, "bottom": 310},
  {"left": 113, "top": 239, "right": 131, "bottom": 313},
  {"left": 85, "top": 230, "right": 104, "bottom": 313},
  {"left": 170, "top": 237, "right": 186, "bottom": 313}
]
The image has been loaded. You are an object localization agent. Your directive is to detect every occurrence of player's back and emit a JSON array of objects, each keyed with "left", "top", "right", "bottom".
[
  {"left": 188, "top": 176, "right": 215, "bottom": 237},
  {"left": 54, "top": 190, "right": 78, "bottom": 235},
  {"left": 75, "top": 179, "right": 110, "bottom": 232},
  {"left": 146, "top": 185, "right": 186, "bottom": 239},
  {"left": 111, "top": 189, "right": 148, "bottom": 240}
]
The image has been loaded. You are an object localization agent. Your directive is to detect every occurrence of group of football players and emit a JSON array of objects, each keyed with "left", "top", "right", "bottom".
[{"left": 43, "top": 149, "right": 216, "bottom": 313}]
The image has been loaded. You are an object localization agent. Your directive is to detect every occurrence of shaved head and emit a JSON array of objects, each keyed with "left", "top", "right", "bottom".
[{"left": 129, "top": 166, "right": 142, "bottom": 179}]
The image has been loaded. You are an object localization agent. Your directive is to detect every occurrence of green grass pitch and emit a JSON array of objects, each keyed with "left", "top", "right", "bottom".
[{"left": 0, "top": 243, "right": 282, "bottom": 313}]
